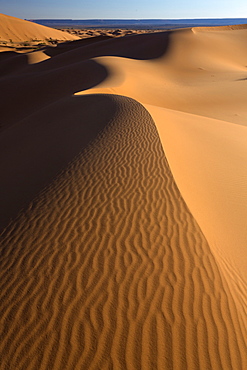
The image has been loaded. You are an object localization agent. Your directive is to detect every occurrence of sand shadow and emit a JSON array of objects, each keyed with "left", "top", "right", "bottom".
[
  {"left": 236, "top": 77, "right": 247, "bottom": 81},
  {"left": 0, "top": 59, "right": 108, "bottom": 130},
  {"left": 0, "top": 51, "right": 29, "bottom": 76},
  {"left": 43, "top": 31, "right": 171, "bottom": 61},
  {"left": 0, "top": 32, "right": 171, "bottom": 130},
  {"left": 44, "top": 35, "right": 113, "bottom": 57},
  {"left": 0, "top": 94, "right": 119, "bottom": 229}
]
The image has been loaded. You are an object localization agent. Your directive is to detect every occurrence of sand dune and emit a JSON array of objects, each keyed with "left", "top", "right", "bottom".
[
  {"left": 0, "top": 14, "right": 247, "bottom": 369},
  {"left": 0, "top": 13, "right": 79, "bottom": 42}
]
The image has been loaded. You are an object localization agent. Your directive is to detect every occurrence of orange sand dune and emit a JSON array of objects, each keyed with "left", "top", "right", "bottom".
[
  {"left": 0, "top": 13, "right": 79, "bottom": 45},
  {"left": 0, "top": 15, "right": 247, "bottom": 369}
]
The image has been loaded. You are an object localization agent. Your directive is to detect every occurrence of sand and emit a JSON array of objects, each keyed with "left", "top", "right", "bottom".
[
  {"left": 0, "top": 15, "right": 246, "bottom": 369},
  {"left": 0, "top": 13, "right": 79, "bottom": 47}
]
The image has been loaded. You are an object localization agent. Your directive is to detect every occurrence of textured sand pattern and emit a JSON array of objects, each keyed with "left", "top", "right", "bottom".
[{"left": 1, "top": 96, "right": 246, "bottom": 369}]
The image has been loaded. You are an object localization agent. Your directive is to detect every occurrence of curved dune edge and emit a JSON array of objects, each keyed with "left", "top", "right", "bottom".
[
  {"left": 73, "top": 26, "right": 247, "bottom": 294},
  {"left": 146, "top": 105, "right": 247, "bottom": 315},
  {"left": 75, "top": 26, "right": 247, "bottom": 127},
  {"left": 1, "top": 95, "right": 246, "bottom": 369}
]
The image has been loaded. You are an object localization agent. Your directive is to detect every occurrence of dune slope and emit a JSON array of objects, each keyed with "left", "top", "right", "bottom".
[
  {"left": 75, "top": 25, "right": 247, "bottom": 294},
  {"left": 0, "top": 16, "right": 247, "bottom": 369},
  {"left": 1, "top": 95, "right": 246, "bottom": 369},
  {"left": 0, "top": 13, "right": 79, "bottom": 43}
]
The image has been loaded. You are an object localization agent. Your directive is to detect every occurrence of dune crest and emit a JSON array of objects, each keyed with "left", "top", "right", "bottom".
[
  {"left": 192, "top": 23, "right": 247, "bottom": 32},
  {"left": 0, "top": 15, "right": 247, "bottom": 369}
]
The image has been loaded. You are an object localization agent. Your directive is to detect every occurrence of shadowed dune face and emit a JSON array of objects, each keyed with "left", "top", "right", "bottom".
[
  {"left": 0, "top": 95, "right": 118, "bottom": 228},
  {"left": 0, "top": 59, "right": 108, "bottom": 130},
  {"left": 43, "top": 35, "right": 114, "bottom": 57},
  {"left": 0, "top": 51, "right": 29, "bottom": 76},
  {"left": 41, "top": 31, "right": 171, "bottom": 61}
]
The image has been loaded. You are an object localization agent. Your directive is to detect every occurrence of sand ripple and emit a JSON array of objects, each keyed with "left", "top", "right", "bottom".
[{"left": 1, "top": 96, "right": 246, "bottom": 369}]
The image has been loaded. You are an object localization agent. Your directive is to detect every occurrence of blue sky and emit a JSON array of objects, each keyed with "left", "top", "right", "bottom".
[{"left": 0, "top": 0, "right": 246, "bottom": 19}]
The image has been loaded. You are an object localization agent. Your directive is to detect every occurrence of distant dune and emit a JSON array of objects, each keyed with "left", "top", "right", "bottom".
[
  {"left": 0, "top": 13, "right": 79, "bottom": 46},
  {"left": 0, "top": 15, "right": 247, "bottom": 369}
]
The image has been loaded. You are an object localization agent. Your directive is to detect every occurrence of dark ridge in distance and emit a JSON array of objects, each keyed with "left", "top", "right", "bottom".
[{"left": 28, "top": 18, "right": 247, "bottom": 30}]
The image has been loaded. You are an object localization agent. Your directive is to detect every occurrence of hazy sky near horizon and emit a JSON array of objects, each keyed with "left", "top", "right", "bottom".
[{"left": 0, "top": 0, "right": 246, "bottom": 19}]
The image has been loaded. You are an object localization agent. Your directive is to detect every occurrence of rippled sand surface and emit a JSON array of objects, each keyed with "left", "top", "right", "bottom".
[{"left": 0, "top": 14, "right": 247, "bottom": 369}]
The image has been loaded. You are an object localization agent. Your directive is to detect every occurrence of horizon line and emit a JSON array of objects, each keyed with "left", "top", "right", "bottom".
[{"left": 28, "top": 17, "right": 247, "bottom": 20}]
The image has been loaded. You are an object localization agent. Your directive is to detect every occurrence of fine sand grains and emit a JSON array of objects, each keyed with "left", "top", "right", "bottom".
[{"left": 0, "top": 96, "right": 246, "bottom": 369}]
